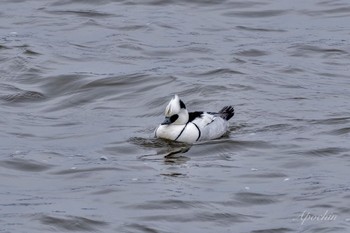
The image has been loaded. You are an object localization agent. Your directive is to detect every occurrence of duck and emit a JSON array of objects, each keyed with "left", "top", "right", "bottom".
[{"left": 155, "top": 95, "right": 234, "bottom": 143}]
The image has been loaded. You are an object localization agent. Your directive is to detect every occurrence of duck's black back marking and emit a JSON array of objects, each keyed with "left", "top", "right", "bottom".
[
  {"left": 188, "top": 111, "right": 203, "bottom": 122},
  {"left": 179, "top": 99, "right": 186, "bottom": 109}
]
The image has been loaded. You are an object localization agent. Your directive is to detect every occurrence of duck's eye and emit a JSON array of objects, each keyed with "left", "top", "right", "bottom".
[{"left": 170, "top": 114, "right": 179, "bottom": 123}]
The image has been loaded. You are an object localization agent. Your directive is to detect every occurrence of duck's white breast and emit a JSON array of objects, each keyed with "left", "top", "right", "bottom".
[{"left": 155, "top": 123, "right": 200, "bottom": 143}]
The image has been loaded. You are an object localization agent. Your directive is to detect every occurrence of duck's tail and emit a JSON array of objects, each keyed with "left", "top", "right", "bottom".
[{"left": 218, "top": 106, "right": 234, "bottom": 120}]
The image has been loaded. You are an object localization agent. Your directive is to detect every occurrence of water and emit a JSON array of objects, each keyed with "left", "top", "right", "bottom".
[{"left": 1, "top": 0, "right": 350, "bottom": 232}]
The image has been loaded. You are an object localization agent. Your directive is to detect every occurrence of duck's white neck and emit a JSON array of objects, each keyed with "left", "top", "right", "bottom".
[{"left": 173, "top": 108, "right": 189, "bottom": 125}]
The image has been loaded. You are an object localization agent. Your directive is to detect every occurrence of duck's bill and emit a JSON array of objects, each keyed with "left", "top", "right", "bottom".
[{"left": 161, "top": 117, "right": 171, "bottom": 125}]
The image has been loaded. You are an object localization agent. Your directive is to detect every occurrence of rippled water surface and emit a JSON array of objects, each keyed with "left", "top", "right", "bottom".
[{"left": 1, "top": 0, "right": 350, "bottom": 232}]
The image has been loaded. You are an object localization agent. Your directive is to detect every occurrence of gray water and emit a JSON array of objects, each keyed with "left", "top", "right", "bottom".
[{"left": 1, "top": 0, "right": 350, "bottom": 232}]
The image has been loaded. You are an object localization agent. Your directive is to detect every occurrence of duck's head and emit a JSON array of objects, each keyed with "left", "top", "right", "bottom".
[{"left": 161, "top": 95, "right": 189, "bottom": 125}]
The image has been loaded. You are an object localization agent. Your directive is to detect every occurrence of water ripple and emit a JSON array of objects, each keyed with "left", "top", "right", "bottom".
[
  {"left": 224, "top": 10, "right": 287, "bottom": 18},
  {"left": 0, "top": 158, "right": 53, "bottom": 172},
  {"left": 138, "top": 211, "right": 253, "bottom": 224},
  {"left": 45, "top": 10, "right": 115, "bottom": 18},
  {"left": 39, "top": 215, "right": 108, "bottom": 231},
  {"left": 235, "top": 49, "right": 269, "bottom": 57},
  {"left": 304, "top": 147, "right": 348, "bottom": 157},
  {"left": 197, "top": 68, "right": 245, "bottom": 76},
  {"left": 233, "top": 192, "right": 284, "bottom": 206},
  {"left": 251, "top": 228, "right": 293, "bottom": 233},
  {"left": 326, "top": 127, "right": 350, "bottom": 135},
  {"left": 236, "top": 26, "right": 286, "bottom": 32},
  {"left": 120, "top": 223, "right": 163, "bottom": 233},
  {"left": 125, "top": 199, "right": 207, "bottom": 210},
  {"left": 51, "top": 166, "right": 126, "bottom": 175},
  {"left": 308, "top": 117, "right": 350, "bottom": 125},
  {"left": 302, "top": 6, "right": 350, "bottom": 17}
]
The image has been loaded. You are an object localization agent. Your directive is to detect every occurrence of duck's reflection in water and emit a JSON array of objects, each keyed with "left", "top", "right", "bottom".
[{"left": 130, "top": 137, "right": 192, "bottom": 165}]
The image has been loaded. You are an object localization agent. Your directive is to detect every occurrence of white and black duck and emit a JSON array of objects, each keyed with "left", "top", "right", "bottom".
[{"left": 155, "top": 95, "right": 234, "bottom": 143}]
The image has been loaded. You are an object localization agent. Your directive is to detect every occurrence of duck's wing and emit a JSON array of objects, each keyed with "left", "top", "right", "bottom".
[
  {"left": 189, "top": 111, "right": 229, "bottom": 140},
  {"left": 189, "top": 112, "right": 215, "bottom": 128},
  {"left": 189, "top": 106, "right": 234, "bottom": 129}
]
